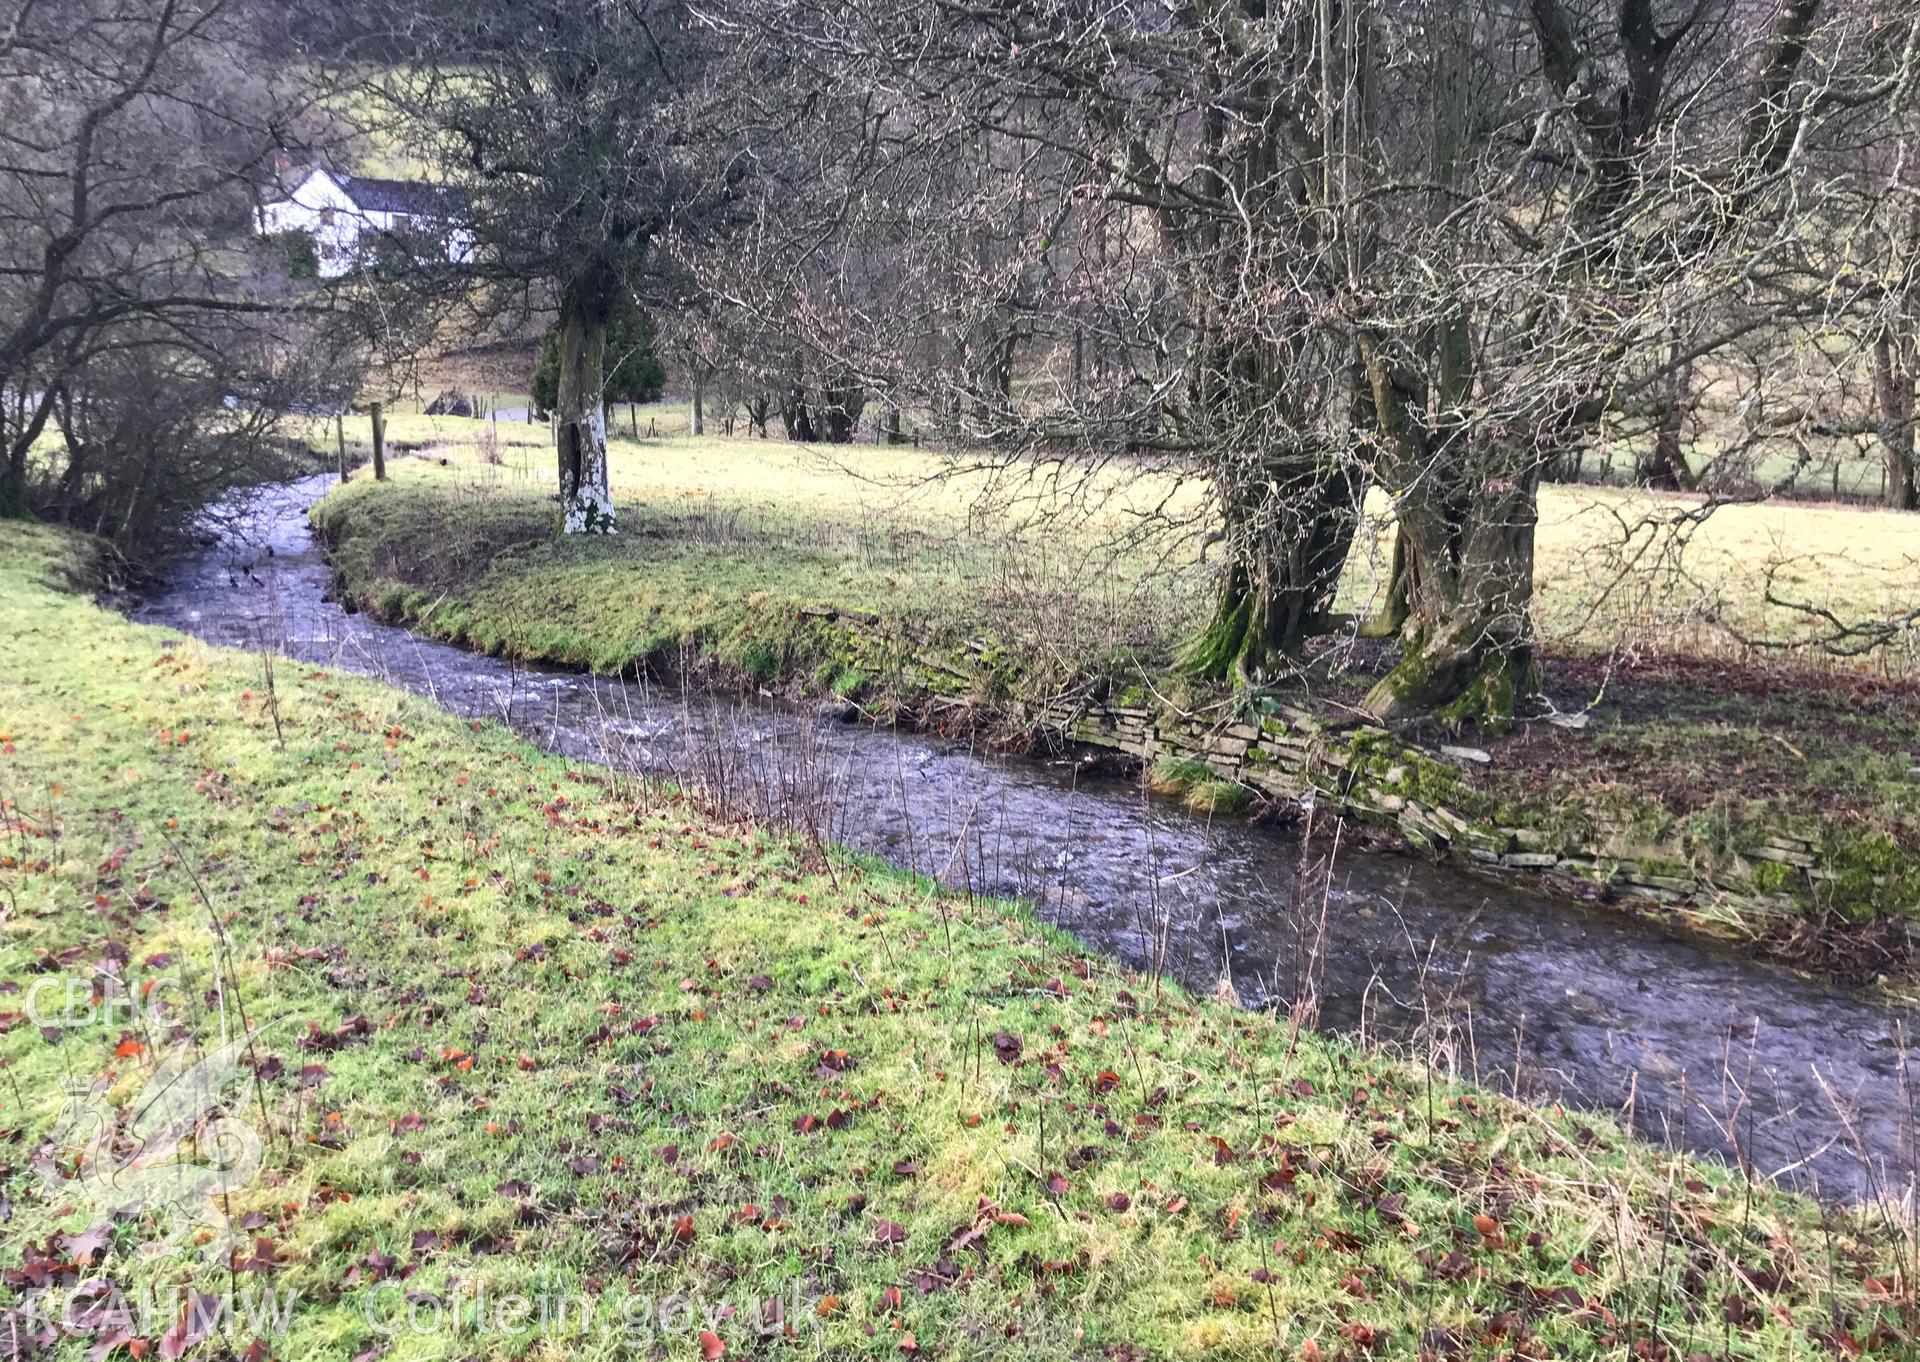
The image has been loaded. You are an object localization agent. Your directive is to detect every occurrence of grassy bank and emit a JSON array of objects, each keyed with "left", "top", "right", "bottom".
[
  {"left": 306, "top": 422, "right": 1920, "bottom": 965},
  {"left": 308, "top": 406, "right": 1920, "bottom": 670},
  {"left": 2, "top": 524, "right": 1914, "bottom": 1358},
  {"left": 310, "top": 419, "right": 1206, "bottom": 708}
]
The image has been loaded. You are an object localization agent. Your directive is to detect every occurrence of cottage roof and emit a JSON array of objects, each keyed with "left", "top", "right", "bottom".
[{"left": 336, "top": 174, "right": 467, "bottom": 217}]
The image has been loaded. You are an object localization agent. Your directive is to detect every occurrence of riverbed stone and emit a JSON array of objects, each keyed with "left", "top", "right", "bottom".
[{"left": 1500, "top": 852, "right": 1561, "bottom": 869}]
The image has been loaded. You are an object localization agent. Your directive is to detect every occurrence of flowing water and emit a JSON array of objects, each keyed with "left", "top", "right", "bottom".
[{"left": 133, "top": 475, "right": 1918, "bottom": 1200}]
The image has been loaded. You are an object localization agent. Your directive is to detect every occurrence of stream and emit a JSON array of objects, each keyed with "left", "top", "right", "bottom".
[{"left": 133, "top": 474, "right": 1917, "bottom": 1200}]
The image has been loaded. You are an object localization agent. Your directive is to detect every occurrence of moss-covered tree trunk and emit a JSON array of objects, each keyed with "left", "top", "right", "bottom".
[
  {"left": 1356, "top": 8, "right": 1542, "bottom": 730},
  {"left": 555, "top": 283, "right": 616, "bottom": 535},
  {"left": 1355, "top": 348, "right": 1544, "bottom": 728},
  {"left": 1165, "top": 26, "right": 1377, "bottom": 687},
  {"left": 1362, "top": 466, "right": 1541, "bottom": 729},
  {"left": 1182, "top": 451, "right": 1362, "bottom": 683}
]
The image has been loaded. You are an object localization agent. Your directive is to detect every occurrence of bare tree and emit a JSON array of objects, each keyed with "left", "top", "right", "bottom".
[
  {"left": 717, "top": 0, "right": 1917, "bottom": 724},
  {"left": 0, "top": 0, "right": 330, "bottom": 546}
]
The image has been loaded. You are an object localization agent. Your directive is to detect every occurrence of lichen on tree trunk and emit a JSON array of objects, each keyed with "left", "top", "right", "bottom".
[{"left": 555, "top": 291, "right": 616, "bottom": 536}]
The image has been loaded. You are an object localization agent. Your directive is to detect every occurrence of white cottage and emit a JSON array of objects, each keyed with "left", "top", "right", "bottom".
[{"left": 256, "top": 167, "right": 474, "bottom": 278}]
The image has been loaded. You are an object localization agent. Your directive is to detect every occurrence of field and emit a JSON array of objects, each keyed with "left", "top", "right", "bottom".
[
  {"left": 314, "top": 404, "right": 1920, "bottom": 678},
  {"left": 7, "top": 522, "right": 1913, "bottom": 1358}
]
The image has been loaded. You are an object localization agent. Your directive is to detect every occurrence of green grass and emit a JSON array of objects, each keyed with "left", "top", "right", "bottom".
[
  {"left": 309, "top": 416, "right": 1204, "bottom": 709},
  {"left": 3, "top": 522, "right": 1914, "bottom": 1359},
  {"left": 1147, "top": 758, "right": 1254, "bottom": 817}
]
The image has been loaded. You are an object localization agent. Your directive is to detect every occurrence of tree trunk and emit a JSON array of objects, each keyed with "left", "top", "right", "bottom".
[
  {"left": 1872, "top": 334, "right": 1918, "bottom": 512},
  {"left": 555, "top": 290, "right": 616, "bottom": 535},
  {"left": 781, "top": 384, "right": 816, "bottom": 441},
  {"left": 1362, "top": 465, "right": 1542, "bottom": 731},
  {"left": 691, "top": 371, "right": 705, "bottom": 437},
  {"left": 0, "top": 384, "right": 38, "bottom": 517},
  {"left": 1353, "top": 5, "right": 1538, "bottom": 730},
  {"left": 53, "top": 439, "right": 89, "bottom": 519},
  {"left": 118, "top": 439, "right": 163, "bottom": 544},
  {"left": 1359, "top": 527, "right": 1411, "bottom": 639},
  {"left": 0, "top": 390, "right": 44, "bottom": 517},
  {"left": 370, "top": 402, "right": 387, "bottom": 481},
  {"left": 1640, "top": 353, "right": 1695, "bottom": 490},
  {"left": 1355, "top": 347, "right": 1544, "bottom": 730},
  {"left": 1180, "top": 450, "right": 1361, "bottom": 684},
  {"left": 0, "top": 449, "right": 25, "bottom": 518},
  {"left": 822, "top": 373, "right": 863, "bottom": 443}
]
